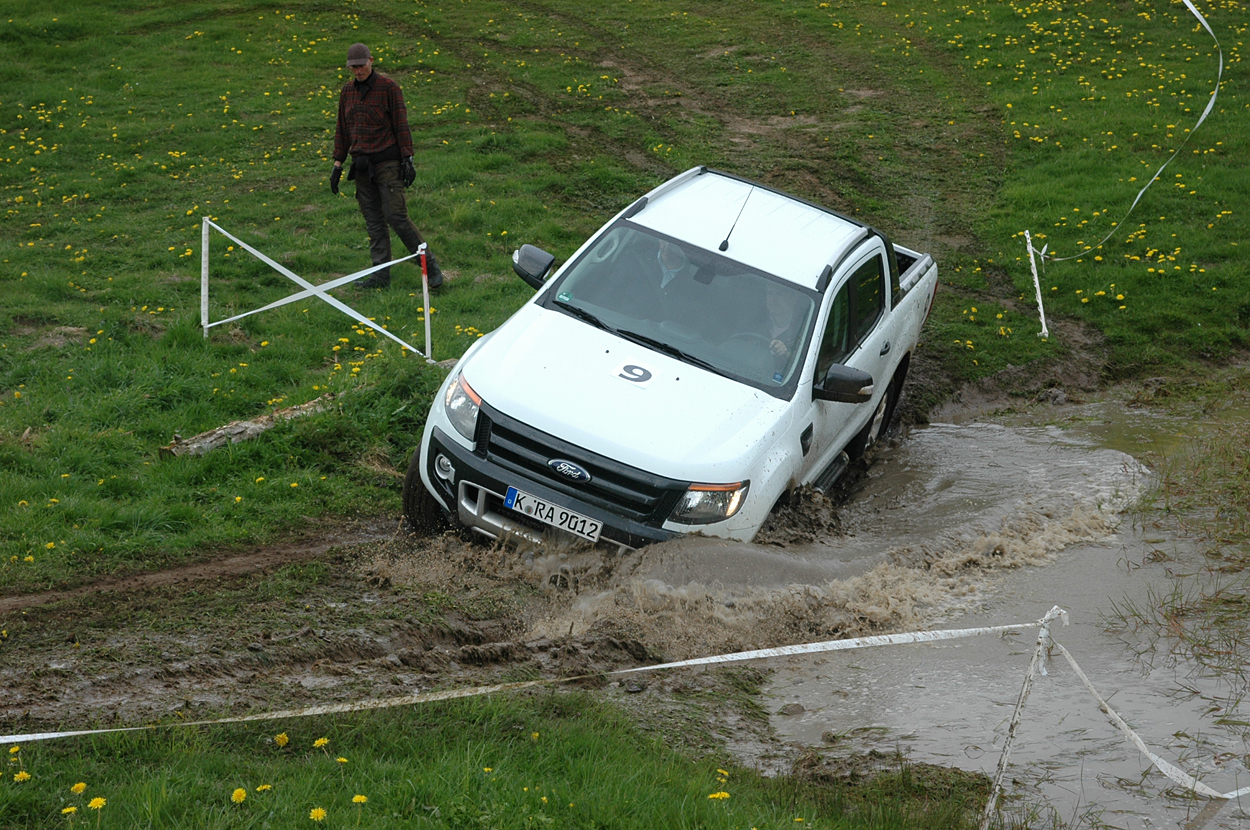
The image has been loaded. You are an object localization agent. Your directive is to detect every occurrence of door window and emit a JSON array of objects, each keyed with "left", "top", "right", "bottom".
[
  {"left": 815, "top": 283, "right": 850, "bottom": 381},
  {"left": 815, "top": 254, "right": 886, "bottom": 382},
  {"left": 852, "top": 256, "right": 885, "bottom": 342}
]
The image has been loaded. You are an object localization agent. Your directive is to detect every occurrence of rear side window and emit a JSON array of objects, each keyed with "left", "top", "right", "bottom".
[{"left": 852, "top": 256, "right": 884, "bottom": 342}]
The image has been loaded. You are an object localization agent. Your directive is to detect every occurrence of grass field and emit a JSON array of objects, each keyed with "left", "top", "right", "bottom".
[
  {"left": 0, "top": 2, "right": 1246, "bottom": 824},
  {"left": 1, "top": 690, "right": 993, "bottom": 830},
  {"left": 1, "top": 0, "right": 1244, "bottom": 586}
]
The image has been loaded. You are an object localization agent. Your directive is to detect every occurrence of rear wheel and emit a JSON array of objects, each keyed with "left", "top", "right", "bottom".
[{"left": 402, "top": 449, "right": 450, "bottom": 535}]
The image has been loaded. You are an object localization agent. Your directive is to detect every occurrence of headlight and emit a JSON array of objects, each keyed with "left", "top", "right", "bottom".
[
  {"left": 668, "top": 481, "right": 750, "bottom": 525},
  {"left": 443, "top": 373, "right": 482, "bottom": 443}
]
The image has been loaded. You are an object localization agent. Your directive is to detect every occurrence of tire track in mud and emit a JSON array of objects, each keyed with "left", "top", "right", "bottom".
[
  {"left": 0, "top": 518, "right": 397, "bottom": 615},
  {"left": 0, "top": 530, "right": 659, "bottom": 728}
]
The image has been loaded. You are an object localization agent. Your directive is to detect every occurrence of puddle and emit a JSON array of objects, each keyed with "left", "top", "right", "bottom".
[
  {"left": 531, "top": 396, "right": 1249, "bottom": 825},
  {"left": 761, "top": 401, "right": 1250, "bottom": 828}
]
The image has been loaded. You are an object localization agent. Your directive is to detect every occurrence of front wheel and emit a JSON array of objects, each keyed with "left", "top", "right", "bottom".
[
  {"left": 846, "top": 371, "right": 900, "bottom": 460},
  {"left": 402, "top": 449, "right": 450, "bottom": 535}
]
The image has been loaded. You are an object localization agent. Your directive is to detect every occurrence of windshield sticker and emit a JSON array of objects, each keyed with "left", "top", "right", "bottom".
[
  {"left": 615, "top": 363, "right": 655, "bottom": 387},
  {"left": 557, "top": 291, "right": 573, "bottom": 302}
]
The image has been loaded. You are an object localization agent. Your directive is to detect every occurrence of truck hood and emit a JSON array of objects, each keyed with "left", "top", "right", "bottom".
[{"left": 461, "top": 305, "right": 791, "bottom": 482}]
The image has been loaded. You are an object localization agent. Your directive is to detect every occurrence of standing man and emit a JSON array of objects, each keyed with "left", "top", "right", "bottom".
[{"left": 331, "top": 43, "right": 443, "bottom": 290}]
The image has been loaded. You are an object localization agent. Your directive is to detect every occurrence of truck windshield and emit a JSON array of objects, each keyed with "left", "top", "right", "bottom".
[{"left": 544, "top": 224, "right": 818, "bottom": 398}]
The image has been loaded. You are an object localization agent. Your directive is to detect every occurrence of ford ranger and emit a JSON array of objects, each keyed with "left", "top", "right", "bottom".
[{"left": 403, "top": 166, "right": 938, "bottom": 550}]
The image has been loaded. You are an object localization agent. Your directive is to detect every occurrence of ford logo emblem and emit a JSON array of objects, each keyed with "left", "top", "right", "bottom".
[{"left": 548, "top": 459, "right": 592, "bottom": 483}]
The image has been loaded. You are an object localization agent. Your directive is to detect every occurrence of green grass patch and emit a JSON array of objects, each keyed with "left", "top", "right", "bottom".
[
  {"left": 0, "top": 0, "right": 1245, "bottom": 582},
  {"left": 0, "top": 693, "right": 988, "bottom": 829}
]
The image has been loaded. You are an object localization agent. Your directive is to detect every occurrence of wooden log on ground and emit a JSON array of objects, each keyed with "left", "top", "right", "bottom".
[{"left": 160, "top": 393, "right": 337, "bottom": 458}]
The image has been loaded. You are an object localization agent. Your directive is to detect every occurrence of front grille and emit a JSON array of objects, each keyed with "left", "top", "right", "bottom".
[{"left": 478, "top": 404, "right": 687, "bottom": 525}]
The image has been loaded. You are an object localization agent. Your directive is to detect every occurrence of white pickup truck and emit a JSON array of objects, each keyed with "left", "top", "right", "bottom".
[{"left": 403, "top": 166, "right": 938, "bottom": 550}]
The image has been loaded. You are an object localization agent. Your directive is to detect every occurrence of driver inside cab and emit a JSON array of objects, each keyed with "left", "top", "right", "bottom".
[{"left": 764, "top": 281, "right": 801, "bottom": 371}]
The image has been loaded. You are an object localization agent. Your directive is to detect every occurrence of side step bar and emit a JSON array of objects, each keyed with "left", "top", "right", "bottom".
[{"left": 812, "top": 452, "right": 850, "bottom": 494}]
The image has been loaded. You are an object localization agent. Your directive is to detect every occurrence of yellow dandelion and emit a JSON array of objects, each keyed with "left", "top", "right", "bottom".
[
  {"left": 14, "top": 770, "right": 31, "bottom": 782},
  {"left": 313, "top": 737, "right": 329, "bottom": 748},
  {"left": 309, "top": 806, "right": 327, "bottom": 821},
  {"left": 71, "top": 782, "right": 86, "bottom": 794},
  {"left": 7, "top": 746, "right": 18, "bottom": 754},
  {"left": 483, "top": 767, "right": 492, "bottom": 773},
  {"left": 232, "top": 788, "right": 247, "bottom": 804},
  {"left": 352, "top": 795, "right": 367, "bottom": 804},
  {"left": 256, "top": 784, "right": 273, "bottom": 792},
  {"left": 336, "top": 757, "right": 348, "bottom": 764},
  {"left": 707, "top": 791, "right": 730, "bottom": 799},
  {"left": 531, "top": 732, "right": 539, "bottom": 741},
  {"left": 274, "top": 732, "right": 289, "bottom": 748},
  {"left": 62, "top": 806, "right": 77, "bottom": 815},
  {"left": 88, "top": 797, "right": 106, "bottom": 810}
]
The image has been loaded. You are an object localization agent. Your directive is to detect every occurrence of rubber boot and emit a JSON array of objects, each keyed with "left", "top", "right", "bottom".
[{"left": 424, "top": 250, "right": 443, "bottom": 289}]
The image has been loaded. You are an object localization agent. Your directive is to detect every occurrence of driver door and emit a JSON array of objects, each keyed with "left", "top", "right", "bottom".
[{"left": 799, "top": 250, "right": 891, "bottom": 483}]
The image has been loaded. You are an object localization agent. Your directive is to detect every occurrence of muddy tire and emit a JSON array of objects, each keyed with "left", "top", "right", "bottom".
[
  {"left": 402, "top": 450, "right": 450, "bottom": 535},
  {"left": 846, "top": 369, "right": 902, "bottom": 460}
]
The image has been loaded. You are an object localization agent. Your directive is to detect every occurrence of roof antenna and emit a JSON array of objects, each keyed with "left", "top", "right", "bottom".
[{"left": 719, "top": 186, "right": 754, "bottom": 252}]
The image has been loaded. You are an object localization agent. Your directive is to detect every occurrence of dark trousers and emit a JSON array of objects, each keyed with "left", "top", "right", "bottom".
[{"left": 354, "top": 159, "right": 426, "bottom": 279}]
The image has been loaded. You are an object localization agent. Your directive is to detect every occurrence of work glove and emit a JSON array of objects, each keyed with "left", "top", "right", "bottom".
[
  {"left": 330, "top": 165, "right": 342, "bottom": 195},
  {"left": 401, "top": 157, "right": 416, "bottom": 188}
]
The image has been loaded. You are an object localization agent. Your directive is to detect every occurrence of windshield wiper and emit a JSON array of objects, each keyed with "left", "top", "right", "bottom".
[
  {"left": 553, "top": 299, "right": 612, "bottom": 333},
  {"left": 615, "top": 328, "right": 725, "bottom": 376}
]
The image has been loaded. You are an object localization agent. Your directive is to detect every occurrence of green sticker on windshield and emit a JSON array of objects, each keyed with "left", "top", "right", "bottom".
[{"left": 557, "top": 291, "right": 573, "bottom": 302}]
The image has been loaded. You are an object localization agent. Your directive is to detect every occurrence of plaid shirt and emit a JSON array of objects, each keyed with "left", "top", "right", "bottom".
[{"left": 333, "top": 71, "right": 414, "bottom": 162}]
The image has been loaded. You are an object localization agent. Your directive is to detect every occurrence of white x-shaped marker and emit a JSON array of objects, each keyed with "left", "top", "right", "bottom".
[{"left": 200, "top": 217, "right": 434, "bottom": 361}]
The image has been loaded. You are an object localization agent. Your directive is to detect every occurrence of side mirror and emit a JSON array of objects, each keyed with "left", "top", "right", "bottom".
[
  {"left": 512, "top": 244, "right": 556, "bottom": 290},
  {"left": 813, "top": 364, "right": 874, "bottom": 404}
]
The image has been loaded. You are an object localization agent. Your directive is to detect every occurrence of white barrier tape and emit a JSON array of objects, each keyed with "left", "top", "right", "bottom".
[
  {"left": 1022, "top": 0, "right": 1224, "bottom": 342},
  {"left": 200, "top": 218, "right": 434, "bottom": 361},
  {"left": 1024, "top": 230, "right": 1049, "bottom": 339},
  {"left": 0, "top": 608, "right": 1065, "bottom": 747},
  {"left": 0, "top": 677, "right": 557, "bottom": 747},
  {"left": 5, "top": 605, "right": 1246, "bottom": 813},
  {"left": 621, "top": 607, "right": 1067, "bottom": 676},
  {"left": 1049, "top": 637, "right": 1250, "bottom": 801},
  {"left": 1027, "top": 0, "right": 1223, "bottom": 266}
]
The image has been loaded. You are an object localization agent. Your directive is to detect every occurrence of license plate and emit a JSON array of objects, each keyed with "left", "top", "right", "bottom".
[{"left": 504, "top": 486, "right": 602, "bottom": 543}]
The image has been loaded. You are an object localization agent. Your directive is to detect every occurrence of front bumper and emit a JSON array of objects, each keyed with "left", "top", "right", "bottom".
[{"left": 423, "top": 405, "right": 690, "bottom": 551}]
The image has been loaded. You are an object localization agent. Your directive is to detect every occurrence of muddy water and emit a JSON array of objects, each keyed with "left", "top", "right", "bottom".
[
  {"left": 535, "top": 398, "right": 1249, "bottom": 827},
  {"left": 761, "top": 402, "right": 1250, "bottom": 829}
]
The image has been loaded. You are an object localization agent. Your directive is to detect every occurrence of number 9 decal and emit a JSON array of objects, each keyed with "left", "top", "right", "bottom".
[{"left": 615, "top": 363, "right": 654, "bottom": 386}]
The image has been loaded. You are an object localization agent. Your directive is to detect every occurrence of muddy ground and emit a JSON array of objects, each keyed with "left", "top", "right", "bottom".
[{"left": 0, "top": 327, "right": 1109, "bottom": 784}]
